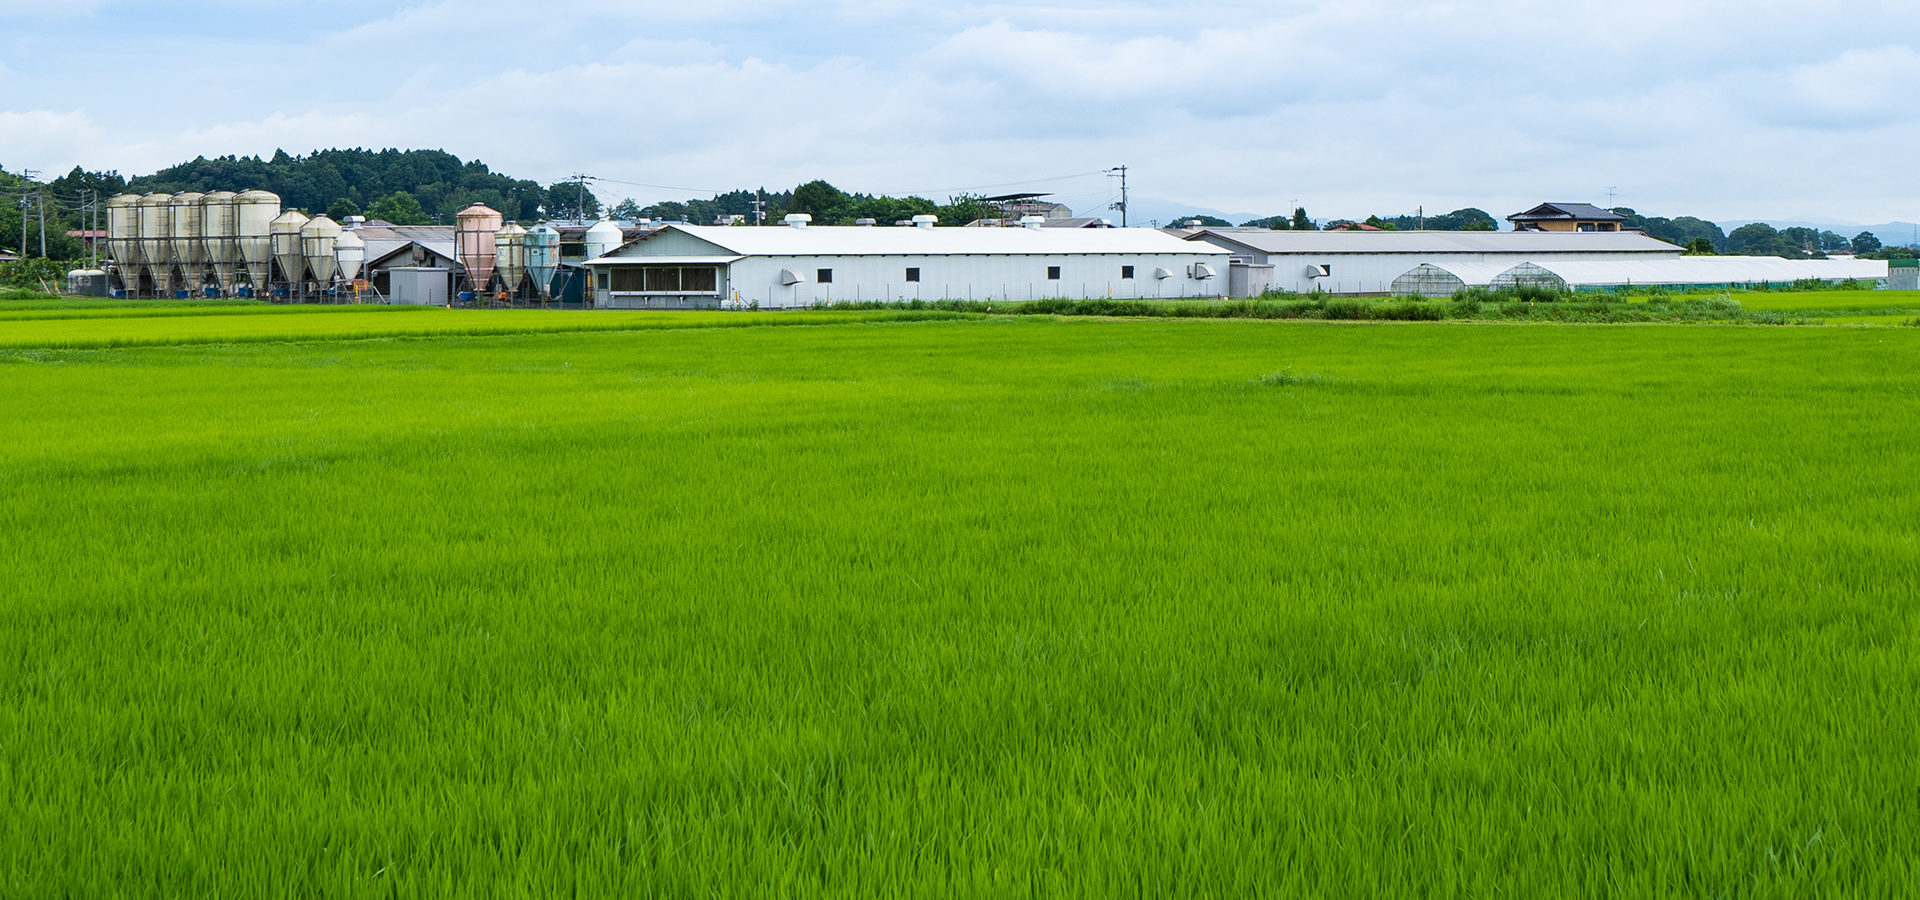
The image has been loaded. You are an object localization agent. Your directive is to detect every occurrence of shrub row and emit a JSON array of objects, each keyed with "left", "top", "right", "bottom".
[{"left": 817, "top": 291, "right": 1800, "bottom": 325}]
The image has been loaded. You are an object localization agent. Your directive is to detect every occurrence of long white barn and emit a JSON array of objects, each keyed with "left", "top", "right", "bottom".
[
  {"left": 1183, "top": 229, "right": 1686, "bottom": 296},
  {"left": 583, "top": 219, "right": 1231, "bottom": 309}
]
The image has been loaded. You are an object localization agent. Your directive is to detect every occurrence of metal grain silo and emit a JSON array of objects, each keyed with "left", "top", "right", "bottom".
[
  {"left": 105, "top": 194, "right": 142, "bottom": 294},
  {"left": 334, "top": 228, "right": 365, "bottom": 284},
  {"left": 455, "top": 203, "right": 503, "bottom": 294},
  {"left": 169, "top": 192, "right": 207, "bottom": 293},
  {"left": 269, "top": 209, "right": 311, "bottom": 290},
  {"left": 583, "top": 217, "right": 623, "bottom": 260},
  {"left": 201, "top": 191, "right": 239, "bottom": 294},
  {"left": 494, "top": 221, "right": 528, "bottom": 298},
  {"left": 526, "top": 224, "right": 560, "bottom": 300},
  {"left": 136, "top": 193, "right": 174, "bottom": 291},
  {"left": 300, "top": 215, "right": 343, "bottom": 290},
  {"left": 235, "top": 190, "right": 281, "bottom": 294}
]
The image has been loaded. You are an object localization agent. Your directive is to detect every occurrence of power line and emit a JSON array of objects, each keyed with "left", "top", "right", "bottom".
[{"left": 875, "top": 170, "right": 1107, "bottom": 199}]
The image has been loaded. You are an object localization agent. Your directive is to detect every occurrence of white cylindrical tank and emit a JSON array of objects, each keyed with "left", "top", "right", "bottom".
[
  {"left": 494, "top": 221, "right": 528, "bottom": 296},
  {"left": 235, "top": 190, "right": 281, "bottom": 293},
  {"left": 169, "top": 192, "right": 207, "bottom": 293},
  {"left": 583, "top": 217, "right": 623, "bottom": 260},
  {"left": 455, "top": 203, "right": 503, "bottom": 294},
  {"left": 136, "top": 193, "right": 174, "bottom": 289},
  {"left": 334, "top": 229, "right": 365, "bottom": 283},
  {"left": 269, "top": 209, "right": 311, "bottom": 288},
  {"left": 201, "top": 191, "right": 239, "bottom": 293},
  {"left": 105, "top": 194, "right": 142, "bottom": 293},
  {"left": 66, "top": 268, "right": 108, "bottom": 297},
  {"left": 301, "top": 215, "right": 343, "bottom": 287},
  {"left": 526, "top": 224, "right": 560, "bottom": 299}
]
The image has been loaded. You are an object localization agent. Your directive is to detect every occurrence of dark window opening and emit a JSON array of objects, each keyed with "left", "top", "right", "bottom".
[
  {"left": 609, "top": 266, "right": 720, "bottom": 293},
  {"left": 644, "top": 267, "right": 681, "bottom": 292},
  {"left": 1047, "top": 266, "right": 1061, "bottom": 280},
  {"left": 905, "top": 267, "right": 920, "bottom": 282},
  {"left": 1121, "top": 265, "right": 1134, "bottom": 279},
  {"left": 817, "top": 268, "right": 833, "bottom": 283}
]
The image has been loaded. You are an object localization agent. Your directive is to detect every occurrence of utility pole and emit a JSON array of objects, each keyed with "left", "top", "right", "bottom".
[
  {"left": 22, "top": 169, "right": 41, "bottom": 258},
  {"left": 1606, "top": 186, "right": 1617, "bottom": 209},
  {"left": 567, "top": 173, "right": 599, "bottom": 222},
  {"left": 1418, "top": 205, "right": 1424, "bottom": 231},
  {"left": 752, "top": 189, "right": 766, "bottom": 226},
  {"left": 38, "top": 184, "right": 48, "bottom": 260},
  {"left": 1106, "top": 165, "right": 1129, "bottom": 227}
]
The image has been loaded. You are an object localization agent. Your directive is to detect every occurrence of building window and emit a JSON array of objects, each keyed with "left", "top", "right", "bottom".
[
  {"left": 905, "top": 267, "right": 920, "bottom": 282},
  {"left": 1047, "top": 266, "right": 1061, "bottom": 280},
  {"left": 609, "top": 266, "right": 720, "bottom": 293},
  {"left": 644, "top": 267, "right": 681, "bottom": 292},
  {"left": 817, "top": 268, "right": 833, "bottom": 283},
  {"left": 1121, "top": 265, "right": 1134, "bottom": 279},
  {"left": 596, "top": 273, "right": 609, "bottom": 290}
]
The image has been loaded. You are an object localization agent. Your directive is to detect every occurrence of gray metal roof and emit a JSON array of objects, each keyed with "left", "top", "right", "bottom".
[
  {"left": 1508, "top": 202, "right": 1626, "bottom": 222},
  {"left": 601, "top": 223, "right": 1228, "bottom": 259},
  {"left": 1187, "top": 229, "right": 1678, "bottom": 255}
]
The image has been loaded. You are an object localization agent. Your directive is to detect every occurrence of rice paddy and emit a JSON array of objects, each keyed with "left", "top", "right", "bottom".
[{"left": 1, "top": 304, "right": 1916, "bottom": 897}]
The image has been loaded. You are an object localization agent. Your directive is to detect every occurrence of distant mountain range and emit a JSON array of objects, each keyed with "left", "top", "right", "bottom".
[{"left": 1716, "top": 219, "right": 1920, "bottom": 242}]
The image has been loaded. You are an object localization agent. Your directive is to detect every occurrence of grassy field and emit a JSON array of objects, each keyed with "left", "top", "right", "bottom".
[
  {"left": 1724, "top": 288, "right": 1920, "bottom": 311},
  {"left": 2, "top": 307, "right": 1917, "bottom": 896}
]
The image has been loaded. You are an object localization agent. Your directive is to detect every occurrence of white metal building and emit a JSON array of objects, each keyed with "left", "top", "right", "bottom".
[
  {"left": 1390, "top": 256, "right": 1889, "bottom": 295},
  {"left": 1499, "top": 256, "right": 1888, "bottom": 290},
  {"left": 1184, "top": 229, "right": 1685, "bottom": 296},
  {"left": 583, "top": 217, "right": 1231, "bottom": 309}
]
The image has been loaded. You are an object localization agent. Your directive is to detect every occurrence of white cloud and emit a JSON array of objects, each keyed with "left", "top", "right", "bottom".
[{"left": 4, "top": 0, "right": 1920, "bottom": 221}]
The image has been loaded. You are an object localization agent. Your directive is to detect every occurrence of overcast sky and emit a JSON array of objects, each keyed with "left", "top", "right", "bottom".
[{"left": 4, "top": 0, "right": 1918, "bottom": 224}]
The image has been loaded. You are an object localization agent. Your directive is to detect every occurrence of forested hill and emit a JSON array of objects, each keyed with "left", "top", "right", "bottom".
[{"left": 126, "top": 148, "right": 596, "bottom": 225}]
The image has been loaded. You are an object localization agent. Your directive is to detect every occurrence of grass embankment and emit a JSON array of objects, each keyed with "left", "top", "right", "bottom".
[{"left": 2, "top": 313, "right": 1917, "bottom": 896}]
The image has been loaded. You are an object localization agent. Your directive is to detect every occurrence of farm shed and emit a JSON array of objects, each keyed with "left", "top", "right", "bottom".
[
  {"left": 1184, "top": 229, "right": 1682, "bottom": 296},
  {"left": 582, "top": 218, "right": 1230, "bottom": 309},
  {"left": 1501, "top": 257, "right": 1889, "bottom": 291}
]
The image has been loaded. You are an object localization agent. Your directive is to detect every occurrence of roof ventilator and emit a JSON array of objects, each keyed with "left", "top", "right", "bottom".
[{"left": 784, "top": 214, "right": 811, "bottom": 229}]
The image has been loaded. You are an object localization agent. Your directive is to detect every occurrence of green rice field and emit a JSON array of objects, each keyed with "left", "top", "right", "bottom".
[
  {"left": 1723, "top": 288, "right": 1920, "bottom": 311},
  {"left": 2, "top": 303, "right": 1916, "bottom": 896}
]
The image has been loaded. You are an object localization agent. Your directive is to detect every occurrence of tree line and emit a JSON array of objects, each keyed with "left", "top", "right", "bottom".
[
  {"left": 611, "top": 180, "right": 1000, "bottom": 228},
  {"left": 10, "top": 151, "right": 1920, "bottom": 261},
  {"left": 125, "top": 148, "right": 602, "bottom": 225}
]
